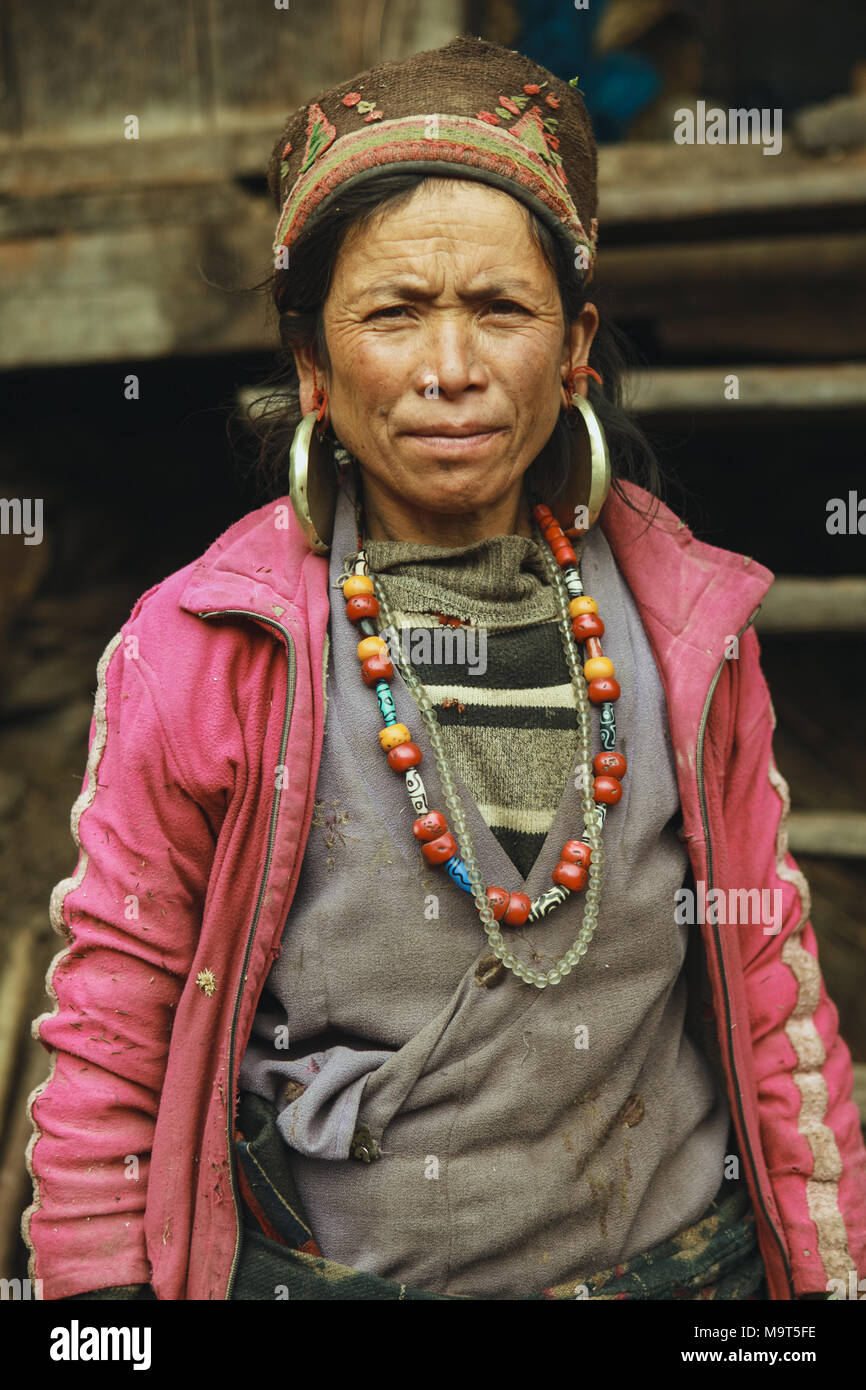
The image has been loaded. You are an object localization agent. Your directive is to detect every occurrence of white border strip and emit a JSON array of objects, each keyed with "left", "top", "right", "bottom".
[{"left": 20, "top": 630, "right": 124, "bottom": 1294}]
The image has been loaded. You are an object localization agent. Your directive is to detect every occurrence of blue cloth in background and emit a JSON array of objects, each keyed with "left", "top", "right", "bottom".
[{"left": 517, "top": 0, "right": 661, "bottom": 142}]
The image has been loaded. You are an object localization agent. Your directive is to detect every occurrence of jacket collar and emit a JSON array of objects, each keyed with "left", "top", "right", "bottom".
[
  {"left": 179, "top": 480, "right": 775, "bottom": 776},
  {"left": 179, "top": 496, "right": 328, "bottom": 623},
  {"left": 600, "top": 481, "right": 774, "bottom": 811}
]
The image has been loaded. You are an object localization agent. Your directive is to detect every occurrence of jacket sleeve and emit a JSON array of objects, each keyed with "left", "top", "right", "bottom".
[
  {"left": 723, "top": 624, "right": 866, "bottom": 1297},
  {"left": 22, "top": 600, "right": 222, "bottom": 1299}
]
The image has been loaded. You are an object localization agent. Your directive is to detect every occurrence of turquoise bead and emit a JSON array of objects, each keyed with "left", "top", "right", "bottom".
[
  {"left": 376, "top": 681, "right": 397, "bottom": 725},
  {"left": 445, "top": 856, "right": 473, "bottom": 893}
]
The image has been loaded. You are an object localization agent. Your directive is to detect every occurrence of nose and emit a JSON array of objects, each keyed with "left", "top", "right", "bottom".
[{"left": 417, "top": 314, "right": 487, "bottom": 398}]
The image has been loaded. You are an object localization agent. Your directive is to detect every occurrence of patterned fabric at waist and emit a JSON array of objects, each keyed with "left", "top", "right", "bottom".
[{"left": 232, "top": 1092, "right": 767, "bottom": 1301}]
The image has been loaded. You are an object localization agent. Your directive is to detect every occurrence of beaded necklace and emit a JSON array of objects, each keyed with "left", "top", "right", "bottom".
[{"left": 339, "top": 503, "right": 626, "bottom": 989}]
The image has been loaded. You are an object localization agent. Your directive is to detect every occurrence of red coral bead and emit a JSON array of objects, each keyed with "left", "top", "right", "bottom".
[
  {"left": 572, "top": 613, "right": 604, "bottom": 641},
  {"left": 346, "top": 594, "right": 380, "bottom": 622},
  {"left": 562, "top": 839, "right": 592, "bottom": 868},
  {"left": 485, "top": 885, "right": 510, "bottom": 920},
  {"left": 361, "top": 653, "right": 394, "bottom": 685},
  {"left": 413, "top": 811, "right": 448, "bottom": 842},
  {"left": 387, "top": 742, "right": 422, "bottom": 772},
  {"left": 533, "top": 504, "right": 554, "bottom": 525},
  {"left": 593, "top": 775, "right": 622, "bottom": 805},
  {"left": 587, "top": 676, "right": 621, "bottom": 704},
  {"left": 553, "top": 861, "right": 588, "bottom": 892},
  {"left": 503, "top": 891, "right": 531, "bottom": 926},
  {"left": 421, "top": 831, "right": 458, "bottom": 864},
  {"left": 594, "top": 751, "right": 627, "bottom": 779},
  {"left": 553, "top": 543, "right": 577, "bottom": 566}
]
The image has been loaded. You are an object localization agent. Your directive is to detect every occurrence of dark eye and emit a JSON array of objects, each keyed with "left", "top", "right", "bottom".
[
  {"left": 369, "top": 305, "right": 408, "bottom": 319},
  {"left": 488, "top": 299, "right": 529, "bottom": 315}
]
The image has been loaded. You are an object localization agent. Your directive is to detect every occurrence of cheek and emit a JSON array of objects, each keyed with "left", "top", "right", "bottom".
[{"left": 332, "top": 339, "right": 406, "bottom": 412}]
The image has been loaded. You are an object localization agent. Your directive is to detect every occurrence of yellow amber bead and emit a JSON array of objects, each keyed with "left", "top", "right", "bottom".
[
  {"left": 569, "top": 596, "right": 598, "bottom": 617},
  {"left": 343, "top": 574, "right": 375, "bottom": 599},
  {"left": 378, "top": 723, "right": 411, "bottom": 751},
  {"left": 584, "top": 656, "right": 614, "bottom": 681},
  {"left": 357, "top": 635, "right": 387, "bottom": 661}
]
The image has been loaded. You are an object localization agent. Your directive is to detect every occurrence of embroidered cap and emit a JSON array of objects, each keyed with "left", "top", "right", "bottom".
[{"left": 268, "top": 35, "right": 599, "bottom": 280}]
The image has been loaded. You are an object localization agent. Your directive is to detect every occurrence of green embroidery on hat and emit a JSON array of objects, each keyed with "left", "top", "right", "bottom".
[
  {"left": 299, "top": 102, "right": 337, "bottom": 175},
  {"left": 509, "top": 104, "right": 562, "bottom": 173}
]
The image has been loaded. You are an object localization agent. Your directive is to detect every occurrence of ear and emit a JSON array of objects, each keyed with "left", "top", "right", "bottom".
[
  {"left": 292, "top": 341, "right": 327, "bottom": 419},
  {"left": 560, "top": 302, "right": 600, "bottom": 407}
]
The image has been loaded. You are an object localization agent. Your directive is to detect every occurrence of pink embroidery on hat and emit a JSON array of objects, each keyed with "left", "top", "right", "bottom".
[
  {"left": 364, "top": 110, "right": 383, "bottom": 123},
  {"left": 477, "top": 110, "right": 501, "bottom": 125},
  {"left": 299, "top": 102, "right": 337, "bottom": 175},
  {"left": 342, "top": 92, "right": 362, "bottom": 107},
  {"left": 509, "top": 103, "right": 564, "bottom": 177}
]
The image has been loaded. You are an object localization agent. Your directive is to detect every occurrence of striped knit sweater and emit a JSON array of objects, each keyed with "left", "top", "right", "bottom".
[{"left": 363, "top": 530, "right": 579, "bottom": 880}]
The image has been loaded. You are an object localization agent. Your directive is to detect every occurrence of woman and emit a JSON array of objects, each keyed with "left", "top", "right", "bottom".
[{"left": 23, "top": 35, "right": 866, "bottom": 1301}]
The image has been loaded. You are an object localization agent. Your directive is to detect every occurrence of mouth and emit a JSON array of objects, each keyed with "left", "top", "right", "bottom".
[{"left": 400, "top": 425, "right": 507, "bottom": 455}]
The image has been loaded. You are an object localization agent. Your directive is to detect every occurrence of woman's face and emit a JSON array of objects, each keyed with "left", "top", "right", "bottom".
[{"left": 294, "top": 178, "right": 597, "bottom": 541}]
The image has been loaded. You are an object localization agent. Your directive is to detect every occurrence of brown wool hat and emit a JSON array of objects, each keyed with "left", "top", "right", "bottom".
[{"left": 267, "top": 34, "right": 599, "bottom": 279}]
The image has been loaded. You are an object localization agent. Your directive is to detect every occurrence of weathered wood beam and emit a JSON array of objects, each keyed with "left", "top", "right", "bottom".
[
  {"left": 757, "top": 577, "right": 866, "bottom": 632},
  {"left": 597, "top": 142, "right": 866, "bottom": 223},
  {"left": 625, "top": 363, "right": 866, "bottom": 413},
  {"left": 787, "top": 812, "right": 866, "bottom": 859}
]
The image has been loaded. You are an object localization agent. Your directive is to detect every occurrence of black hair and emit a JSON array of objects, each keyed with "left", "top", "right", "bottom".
[{"left": 238, "top": 170, "right": 667, "bottom": 523}]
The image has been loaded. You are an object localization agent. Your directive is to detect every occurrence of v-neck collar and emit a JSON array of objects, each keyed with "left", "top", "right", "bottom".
[{"left": 329, "top": 475, "right": 625, "bottom": 897}]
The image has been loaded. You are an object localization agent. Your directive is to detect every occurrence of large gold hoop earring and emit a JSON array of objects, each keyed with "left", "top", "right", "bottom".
[
  {"left": 288, "top": 411, "right": 339, "bottom": 554},
  {"left": 569, "top": 393, "right": 611, "bottom": 530},
  {"left": 549, "top": 392, "right": 611, "bottom": 534}
]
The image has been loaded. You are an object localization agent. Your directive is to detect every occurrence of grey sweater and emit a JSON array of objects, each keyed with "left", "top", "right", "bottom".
[{"left": 238, "top": 477, "right": 731, "bottom": 1297}]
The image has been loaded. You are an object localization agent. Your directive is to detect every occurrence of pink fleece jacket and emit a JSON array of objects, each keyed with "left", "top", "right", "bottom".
[{"left": 22, "top": 481, "right": 866, "bottom": 1300}]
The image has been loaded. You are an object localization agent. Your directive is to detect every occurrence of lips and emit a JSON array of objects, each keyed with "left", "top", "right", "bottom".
[{"left": 403, "top": 425, "right": 505, "bottom": 437}]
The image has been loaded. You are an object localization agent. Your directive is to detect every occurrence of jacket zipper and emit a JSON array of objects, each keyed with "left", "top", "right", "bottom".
[
  {"left": 198, "top": 609, "right": 297, "bottom": 1301},
  {"left": 695, "top": 604, "right": 795, "bottom": 1299}
]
